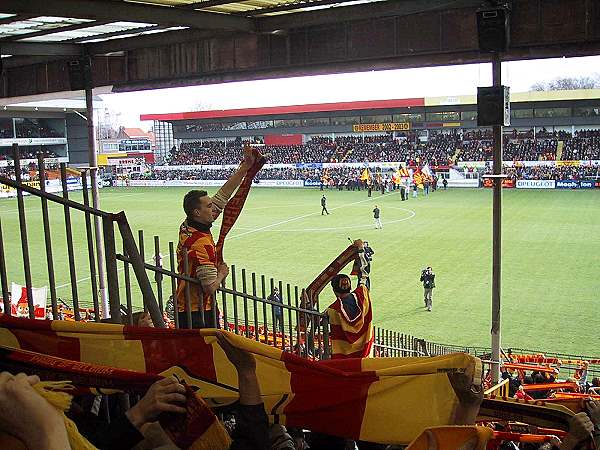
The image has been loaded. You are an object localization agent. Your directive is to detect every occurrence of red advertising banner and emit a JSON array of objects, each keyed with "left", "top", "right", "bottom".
[
  {"left": 483, "top": 178, "right": 515, "bottom": 188},
  {"left": 264, "top": 134, "right": 303, "bottom": 145}
]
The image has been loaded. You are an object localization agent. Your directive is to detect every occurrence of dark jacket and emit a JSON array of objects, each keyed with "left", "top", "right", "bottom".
[
  {"left": 420, "top": 271, "right": 436, "bottom": 289},
  {"left": 230, "top": 404, "right": 270, "bottom": 450},
  {"left": 268, "top": 292, "right": 283, "bottom": 317}
]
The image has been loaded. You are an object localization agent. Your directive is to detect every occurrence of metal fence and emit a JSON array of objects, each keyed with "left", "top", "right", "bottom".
[{"left": 0, "top": 145, "right": 330, "bottom": 359}]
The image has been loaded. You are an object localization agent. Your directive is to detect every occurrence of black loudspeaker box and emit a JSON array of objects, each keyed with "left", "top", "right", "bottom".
[
  {"left": 477, "top": 6, "right": 510, "bottom": 52},
  {"left": 477, "top": 86, "right": 510, "bottom": 127}
]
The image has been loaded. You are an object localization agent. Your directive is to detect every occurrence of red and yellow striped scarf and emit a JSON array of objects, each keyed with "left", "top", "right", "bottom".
[{"left": 0, "top": 314, "right": 481, "bottom": 445}]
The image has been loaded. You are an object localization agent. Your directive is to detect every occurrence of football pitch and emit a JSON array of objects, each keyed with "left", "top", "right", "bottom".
[{"left": 1, "top": 186, "right": 598, "bottom": 356}]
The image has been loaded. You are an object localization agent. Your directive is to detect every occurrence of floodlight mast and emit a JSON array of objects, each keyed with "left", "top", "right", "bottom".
[{"left": 490, "top": 52, "right": 503, "bottom": 385}]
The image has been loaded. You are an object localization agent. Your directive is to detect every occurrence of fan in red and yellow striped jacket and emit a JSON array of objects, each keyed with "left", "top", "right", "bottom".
[{"left": 326, "top": 240, "right": 374, "bottom": 359}]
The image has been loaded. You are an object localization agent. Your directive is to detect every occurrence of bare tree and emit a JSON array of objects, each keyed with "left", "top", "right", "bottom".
[{"left": 530, "top": 74, "right": 600, "bottom": 91}]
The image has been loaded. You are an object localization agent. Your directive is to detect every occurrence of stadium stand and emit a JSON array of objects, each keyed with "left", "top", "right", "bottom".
[{"left": 161, "top": 131, "right": 600, "bottom": 168}]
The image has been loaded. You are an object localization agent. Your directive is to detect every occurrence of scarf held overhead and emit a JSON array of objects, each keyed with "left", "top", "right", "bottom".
[
  {"left": 0, "top": 315, "right": 480, "bottom": 445},
  {"left": 215, "top": 147, "right": 265, "bottom": 265}
]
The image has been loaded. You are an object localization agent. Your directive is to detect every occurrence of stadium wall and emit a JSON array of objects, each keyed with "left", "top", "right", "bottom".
[
  {"left": 0, "top": 177, "right": 92, "bottom": 198},
  {"left": 128, "top": 179, "right": 305, "bottom": 188}
]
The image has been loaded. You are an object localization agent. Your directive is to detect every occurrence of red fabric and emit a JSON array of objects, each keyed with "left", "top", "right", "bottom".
[
  {"left": 282, "top": 351, "right": 376, "bottom": 440},
  {"left": 215, "top": 148, "right": 265, "bottom": 265},
  {"left": 264, "top": 134, "right": 303, "bottom": 146},
  {"left": 515, "top": 390, "right": 534, "bottom": 401}
]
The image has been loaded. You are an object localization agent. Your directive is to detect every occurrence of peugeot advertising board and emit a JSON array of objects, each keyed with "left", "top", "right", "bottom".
[{"left": 516, "top": 180, "right": 556, "bottom": 189}]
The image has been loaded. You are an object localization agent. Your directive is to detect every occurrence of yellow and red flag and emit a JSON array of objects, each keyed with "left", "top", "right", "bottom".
[
  {"left": 413, "top": 169, "right": 425, "bottom": 189},
  {"left": 360, "top": 168, "right": 371, "bottom": 183},
  {"left": 0, "top": 315, "right": 481, "bottom": 445}
]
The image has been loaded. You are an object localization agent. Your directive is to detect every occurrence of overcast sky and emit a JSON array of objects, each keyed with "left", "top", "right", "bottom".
[{"left": 13, "top": 55, "right": 600, "bottom": 129}]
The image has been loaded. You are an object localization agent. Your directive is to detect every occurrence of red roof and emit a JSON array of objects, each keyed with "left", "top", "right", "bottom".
[{"left": 140, "top": 98, "right": 425, "bottom": 122}]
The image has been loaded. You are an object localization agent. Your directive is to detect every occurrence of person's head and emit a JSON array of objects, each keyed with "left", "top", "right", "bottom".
[
  {"left": 273, "top": 287, "right": 279, "bottom": 294},
  {"left": 132, "top": 311, "right": 154, "bottom": 328},
  {"left": 330, "top": 274, "right": 352, "bottom": 296},
  {"left": 183, "top": 190, "right": 215, "bottom": 225}
]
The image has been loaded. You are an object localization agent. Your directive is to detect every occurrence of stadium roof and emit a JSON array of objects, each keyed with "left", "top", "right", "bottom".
[
  {"left": 1, "top": 1, "right": 599, "bottom": 98},
  {"left": 140, "top": 98, "right": 425, "bottom": 121},
  {"left": 140, "top": 89, "right": 600, "bottom": 122}
]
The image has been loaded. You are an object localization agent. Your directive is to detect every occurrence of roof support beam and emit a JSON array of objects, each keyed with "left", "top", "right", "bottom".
[
  {"left": 0, "top": 20, "right": 112, "bottom": 42},
  {"left": 257, "top": 0, "right": 481, "bottom": 31},
  {"left": 88, "top": 28, "right": 229, "bottom": 54},
  {"left": 182, "top": 0, "right": 246, "bottom": 9},
  {"left": 67, "top": 24, "right": 165, "bottom": 43},
  {"left": 0, "top": 41, "right": 83, "bottom": 56},
  {"left": 243, "top": 0, "right": 360, "bottom": 17},
  {"left": 0, "top": 14, "right": 36, "bottom": 25},
  {"left": 1, "top": 0, "right": 254, "bottom": 32}
]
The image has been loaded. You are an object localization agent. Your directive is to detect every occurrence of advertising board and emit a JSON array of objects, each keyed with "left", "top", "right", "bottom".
[
  {"left": 352, "top": 123, "right": 410, "bottom": 132},
  {"left": 129, "top": 179, "right": 304, "bottom": 188},
  {"left": 516, "top": 180, "right": 556, "bottom": 189},
  {"left": 555, "top": 180, "right": 579, "bottom": 189}
]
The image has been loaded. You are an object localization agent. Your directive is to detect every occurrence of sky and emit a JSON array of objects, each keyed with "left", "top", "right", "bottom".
[{"left": 10, "top": 55, "right": 600, "bottom": 130}]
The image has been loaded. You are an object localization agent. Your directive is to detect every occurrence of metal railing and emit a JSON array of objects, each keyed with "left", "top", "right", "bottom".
[
  {"left": 0, "top": 146, "right": 330, "bottom": 359},
  {"left": 484, "top": 378, "right": 510, "bottom": 397}
]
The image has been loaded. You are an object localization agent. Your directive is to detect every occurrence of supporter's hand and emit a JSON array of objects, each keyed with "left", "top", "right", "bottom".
[
  {"left": 0, "top": 372, "right": 69, "bottom": 450},
  {"left": 569, "top": 412, "right": 594, "bottom": 440},
  {"left": 586, "top": 398, "right": 600, "bottom": 425},
  {"left": 560, "top": 412, "right": 594, "bottom": 449},
  {"left": 216, "top": 331, "right": 256, "bottom": 374},
  {"left": 126, "top": 377, "right": 187, "bottom": 430},
  {"left": 447, "top": 370, "right": 483, "bottom": 406},
  {"left": 218, "top": 263, "right": 229, "bottom": 278},
  {"left": 241, "top": 145, "right": 255, "bottom": 170}
]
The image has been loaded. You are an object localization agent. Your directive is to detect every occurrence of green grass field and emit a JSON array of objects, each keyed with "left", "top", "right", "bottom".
[{"left": 1, "top": 186, "right": 599, "bottom": 356}]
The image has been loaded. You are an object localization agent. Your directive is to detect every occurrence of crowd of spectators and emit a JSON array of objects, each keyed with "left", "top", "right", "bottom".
[
  {"left": 0, "top": 149, "right": 60, "bottom": 161},
  {"left": 562, "top": 135, "right": 600, "bottom": 160},
  {"left": 164, "top": 129, "right": 600, "bottom": 167},
  {"left": 502, "top": 164, "right": 600, "bottom": 181},
  {"left": 141, "top": 162, "right": 600, "bottom": 185},
  {"left": 15, "top": 122, "right": 63, "bottom": 138}
]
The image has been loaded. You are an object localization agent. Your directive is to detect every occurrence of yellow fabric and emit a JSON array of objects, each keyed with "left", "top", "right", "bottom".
[
  {"left": 34, "top": 381, "right": 98, "bottom": 450},
  {"left": 0, "top": 320, "right": 482, "bottom": 445},
  {"left": 406, "top": 426, "right": 493, "bottom": 450},
  {"left": 189, "top": 419, "right": 232, "bottom": 450}
]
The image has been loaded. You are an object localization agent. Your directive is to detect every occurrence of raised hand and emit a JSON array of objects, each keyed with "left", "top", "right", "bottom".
[
  {"left": 216, "top": 331, "right": 256, "bottom": 373},
  {"left": 126, "top": 377, "right": 187, "bottom": 429}
]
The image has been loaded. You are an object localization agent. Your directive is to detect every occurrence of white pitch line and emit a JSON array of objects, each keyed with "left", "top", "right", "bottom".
[
  {"left": 232, "top": 205, "right": 416, "bottom": 232},
  {"left": 226, "top": 192, "right": 401, "bottom": 240}
]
